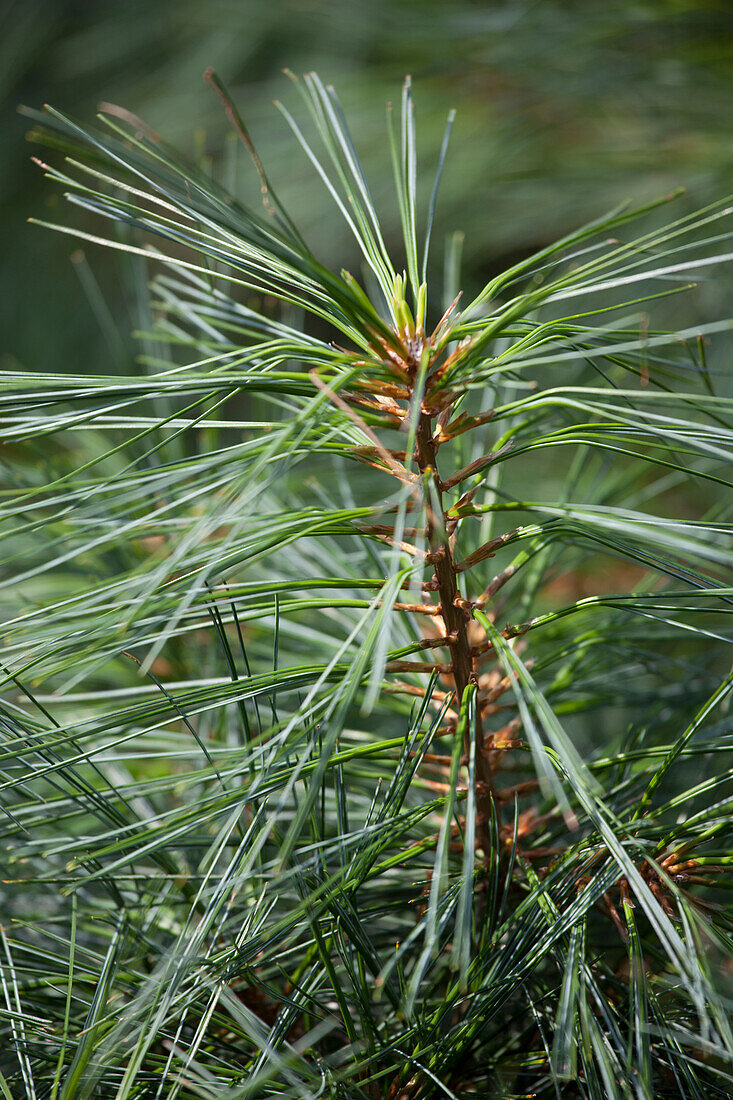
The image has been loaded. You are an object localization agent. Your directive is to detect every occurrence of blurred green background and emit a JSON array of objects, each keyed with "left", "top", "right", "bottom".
[{"left": 3, "top": 0, "right": 733, "bottom": 377}]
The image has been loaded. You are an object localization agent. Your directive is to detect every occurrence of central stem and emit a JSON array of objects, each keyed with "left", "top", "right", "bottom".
[{"left": 414, "top": 413, "right": 495, "bottom": 856}]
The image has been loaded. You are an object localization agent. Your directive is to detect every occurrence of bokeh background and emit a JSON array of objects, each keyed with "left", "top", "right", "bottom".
[{"left": 3, "top": 0, "right": 733, "bottom": 378}]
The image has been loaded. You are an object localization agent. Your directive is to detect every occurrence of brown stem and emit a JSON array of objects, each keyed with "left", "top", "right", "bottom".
[{"left": 414, "top": 413, "right": 497, "bottom": 857}]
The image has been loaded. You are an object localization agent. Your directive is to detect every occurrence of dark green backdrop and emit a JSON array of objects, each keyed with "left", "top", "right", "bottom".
[{"left": 3, "top": 0, "right": 733, "bottom": 376}]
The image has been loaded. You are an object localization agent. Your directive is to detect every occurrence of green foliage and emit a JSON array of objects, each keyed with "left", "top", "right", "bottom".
[
  {"left": 1, "top": 71, "right": 732, "bottom": 1098},
  {"left": 5, "top": 1, "right": 733, "bottom": 375}
]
